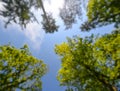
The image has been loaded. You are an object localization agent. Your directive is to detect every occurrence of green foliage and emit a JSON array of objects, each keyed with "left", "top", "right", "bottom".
[
  {"left": 0, "top": 45, "right": 47, "bottom": 90},
  {"left": 59, "top": 0, "right": 120, "bottom": 31},
  {"left": 81, "top": 0, "right": 120, "bottom": 31},
  {"left": 55, "top": 29, "right": 120, "bottom": 91}
]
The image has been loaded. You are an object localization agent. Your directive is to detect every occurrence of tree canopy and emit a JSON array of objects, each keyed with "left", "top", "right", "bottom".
[
  {"left": 81, "top": 0, "right": 120, "bottom": 31},
  {"left": 55, "top": 29, "right": 120, "bottom": 91},
  {"left": 59, "top": 0, "right": 82, "bottom": 29},
  {"left": 59, "top": 0, "right": 120, "bottom": 31},
  {"left": 0, "top": 0, "right": 58, "bottom": 33},
  {"left": 0, "top": 45, "right": 47, "bottom": 90}
]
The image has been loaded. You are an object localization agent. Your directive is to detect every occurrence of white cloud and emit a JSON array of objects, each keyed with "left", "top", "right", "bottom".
[
  {"left": 24, "top": 22, "right": 45, "bottom": 50},
  {"left": 44, "top": 0, "right": 64, "bottom": 18}
]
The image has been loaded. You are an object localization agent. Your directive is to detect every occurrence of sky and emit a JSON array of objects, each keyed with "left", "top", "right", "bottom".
[{"left": 0, "top": 0, "right": 114, "bottom": 91}]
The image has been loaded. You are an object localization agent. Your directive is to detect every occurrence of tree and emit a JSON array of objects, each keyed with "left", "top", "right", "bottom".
[
  {"left": 59, "top": 0, "right": 82, "bottom": 29},
  {"left": 0, "top": 44, "right": 47, "bottom": 90},
  {"left": 59, "top": 0, "right": 120, "bottom": 31},
  {"left": 80, "top": 0, "right": 120, "bottom": 31},
  {"left": 55, "top": 29, "right": 120, "bottom": 91},
  {"left": 0, "top": 0, "right": 58, "bottom": 33}
]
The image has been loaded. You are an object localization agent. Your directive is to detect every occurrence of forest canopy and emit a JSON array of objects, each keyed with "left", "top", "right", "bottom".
[{"left": 0, "top": 0, "right": 120, "bottom": 91}]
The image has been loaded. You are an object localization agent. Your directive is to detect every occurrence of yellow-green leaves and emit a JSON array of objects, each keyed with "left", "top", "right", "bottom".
[
  {"left": 81, "top": 0, "right": 120, "bottom": 31},
  {"left": 55, "top": 42, "right": 70, "bottom": 56},
  {"left": 0, "top": 45, "right": 47, "bottom": 90},
  {"left": 55, "top": 30, "right": 120, "bottom": 91}
]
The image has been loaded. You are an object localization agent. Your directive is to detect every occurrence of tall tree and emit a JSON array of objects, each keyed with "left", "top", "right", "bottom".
[
  {"left": 55, "top": 29, "right": 120, "bottom": 91},
  {"left": 81, "top": 0, "right": 120, "bottom": 31},
  {"left": 0, "top": 45, "right": 47, "bottom": 90},
  {"left": 0, "top": 0, "right": 58, "bottom": 33},
  {"left": 59, "top": 0, "right": 120, "bottom": 31},
  {"left": 59, "top": 0, "right": 82, "bottom": 29}
]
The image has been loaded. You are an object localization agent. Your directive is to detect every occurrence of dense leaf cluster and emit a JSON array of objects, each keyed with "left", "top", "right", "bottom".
[
  {"left": 0, "top": 45, "right": 47, "bottom": 90},
  {"left": 81, "top": 0, "right": 120, "bottom": 31},
  {"left": 55, "top": 30, "right": 120, "bottom": 91}
]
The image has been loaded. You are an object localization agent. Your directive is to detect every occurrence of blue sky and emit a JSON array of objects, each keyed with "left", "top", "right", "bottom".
[{"left": 0, "top": 0, "right": 114, "bottom": 91}]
